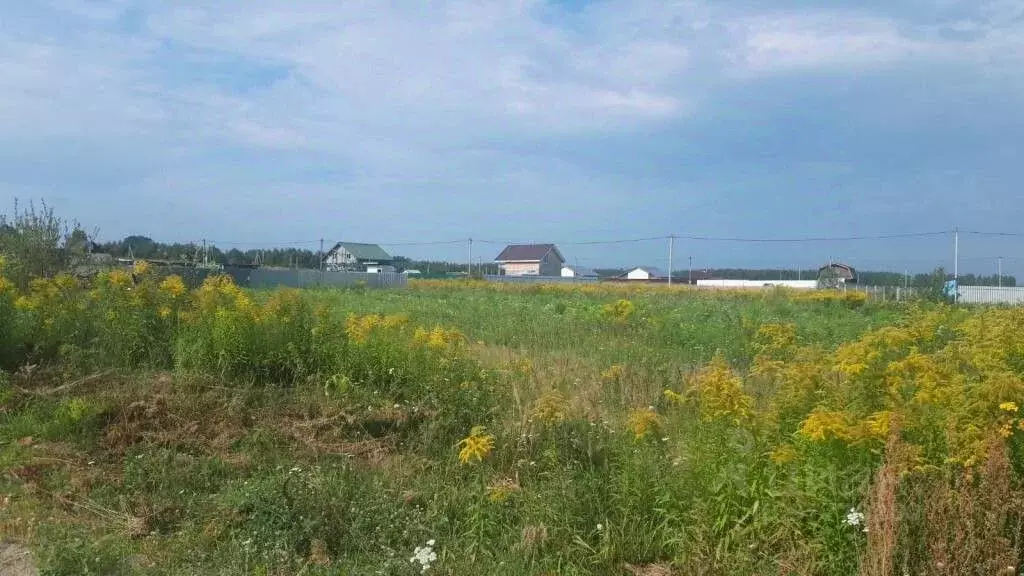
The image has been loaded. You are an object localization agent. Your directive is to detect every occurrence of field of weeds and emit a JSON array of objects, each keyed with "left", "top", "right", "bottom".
[{"left": 2, "top": 262, "right": 1024, "bottom": 575}]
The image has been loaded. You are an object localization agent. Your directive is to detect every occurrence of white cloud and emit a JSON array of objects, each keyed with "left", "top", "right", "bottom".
[
  {"left": 729, "top": 13, "right": 941, "bottom": 75},
  {"left": 3, "top": 0, "right": 1024, "bottom": 248}
]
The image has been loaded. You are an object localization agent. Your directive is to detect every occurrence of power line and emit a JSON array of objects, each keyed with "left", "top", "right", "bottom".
[
  {"left": 962, "top": 230, "right": 1024, "bottom": 237},
  {"left": 670, "top": 231, "right": 950, "bottom": 243},
  {"left": 378, "top": 240, "right": 467, "bottom": 247}
]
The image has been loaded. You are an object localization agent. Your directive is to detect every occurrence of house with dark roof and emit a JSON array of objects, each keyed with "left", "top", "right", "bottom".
[
  {"left": 323, "top": 242, "right": 393, "bottom": 272},
  {"left": 495, "top": 244, "right": 565, "bottom": 276}
]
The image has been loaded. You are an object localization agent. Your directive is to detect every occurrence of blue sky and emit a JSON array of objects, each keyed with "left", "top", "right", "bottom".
[{"left": 1, "top": 0, "right": 1022, "bottom": 273}]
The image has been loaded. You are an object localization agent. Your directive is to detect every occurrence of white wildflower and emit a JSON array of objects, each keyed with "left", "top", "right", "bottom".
[
  {"left": 845, "top": 508, "right": 865, "bottom": 527},
  {"left": 410, "top": 540, "right": 438, "bottom": 573},
  {"left": 596, "top": 523, "right": 603, "bottom": 531}
]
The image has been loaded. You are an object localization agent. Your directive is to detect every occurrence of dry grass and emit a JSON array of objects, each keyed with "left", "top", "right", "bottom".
[
  {"left": 922, "top": 438, "right": 1022, "bottom": 576},
  {"left": 860, "top": 429, "right": 904, "bottom": 576}
]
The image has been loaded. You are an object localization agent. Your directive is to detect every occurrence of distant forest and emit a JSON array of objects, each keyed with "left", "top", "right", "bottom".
[{"left": 94, "top": 236, "right": 1016, "bottom": 287}]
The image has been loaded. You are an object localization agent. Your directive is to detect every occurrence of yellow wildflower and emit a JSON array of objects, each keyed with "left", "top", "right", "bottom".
[
  {"left": 485, "top": 478, "right": 521, "bottom": 503},
  {"left": 159, "top": 275, "right": 187, "bottom": 298},
  {"left": 999, "top": 401, "right": 1019, "bottom": 413},
  {"left": 688, "top": 353, "right": 753, "bottom": 425},
  {"left": 600, "top": 364, "right": 624, "bottom": 383},
  {"left": 769, "top": 444, "right": 798, "bottom": 464},
  {"left": 532, "top": 390, "right": 568, "bottom": 424},
  {"left": 601, "top": 299, "right": 635, "bottom": 323},
  {"left": 457, "top": 426, "right": 495, "bottom": 465},
  {"left": 106, "top": 269, "right": 133, "bottom": 288},
  {"left": 862, "top": 411, "right": 893, "bottom": 440},
  {"left": 798, "top": 408, "right": 854, "bottom": 442},
  {"left": 158, "top": 306, "right": 172, "bottom": 319},
  {"left": 133, "top": 260, "right": 151, "bottom": 276},
  {"left": 626, "top": 408, "right": 660, "bottom": 440},
  {"left": 663, "top": 388, "right": 686, "bottom": 407}
]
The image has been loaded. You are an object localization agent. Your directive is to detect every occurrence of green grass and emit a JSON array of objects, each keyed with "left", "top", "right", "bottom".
[{"left": 0, "top": 282, "right": 980, "bottom": 575}]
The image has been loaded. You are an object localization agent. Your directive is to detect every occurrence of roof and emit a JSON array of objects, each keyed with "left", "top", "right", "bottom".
[
  {"left": 495, "top": 243, "right": 563, "bottom": 262},
  {"left": 624, "top": 266, "right": 666, "bottom": 278},
  {"left": 819, "top": 262, "right": 857, "bottom": 279},
  {"left": 328, "top": 242, "right": 392, "bottom": 262}
]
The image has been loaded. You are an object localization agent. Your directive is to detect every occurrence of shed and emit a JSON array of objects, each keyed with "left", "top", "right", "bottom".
[{"left": 818, "top": 262, "right": 857, "bottom": 284}]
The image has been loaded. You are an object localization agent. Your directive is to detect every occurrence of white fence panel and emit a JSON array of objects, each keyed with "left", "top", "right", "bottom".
[{"left": 957, "top": 285, "right": 1024, "bottom": 305}]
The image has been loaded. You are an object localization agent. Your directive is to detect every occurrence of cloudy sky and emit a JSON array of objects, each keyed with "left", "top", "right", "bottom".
[{"left": 1, "top": 0, "right": 1022, "bottom": 273}]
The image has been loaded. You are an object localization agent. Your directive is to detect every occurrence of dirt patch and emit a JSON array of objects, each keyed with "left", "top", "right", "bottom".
[
  {"left": 102, "top": 396, "right": 173, "bottom": 454},
  {"left": 279, "top": 412, "right": 397, "bottom": 465},
  {"left": 0, "top": 541, "right": 38, "bottom": 576},
  {"left": 100, "top": 393, "right": 246, "bottom": 458},
  {"left": 625, "top": 563, "right": 673, "bottom": 576}
]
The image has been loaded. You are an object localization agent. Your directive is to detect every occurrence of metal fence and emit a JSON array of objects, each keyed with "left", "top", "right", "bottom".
[
  {"left": 484, "top": 274, "right": 600, "bottom": 285},
  {"left": 841, "top": 284, "right": 919, "bottom": 302},
  {"left": 164, "top": 266, "right": 406, "bottom": 290},
  {"left": 956, "top": 285, "right": 1024, "bottom": 305}
]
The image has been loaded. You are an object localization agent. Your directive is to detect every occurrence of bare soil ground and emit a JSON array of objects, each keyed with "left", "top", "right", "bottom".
[{"left": 0, "top": 541, "right": 38, "bottom": 576}]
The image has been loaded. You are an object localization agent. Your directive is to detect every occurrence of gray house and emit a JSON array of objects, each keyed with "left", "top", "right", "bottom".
[
  {"left": 323, "top": 242, "right": 393, "bottom": 272},
  {"left": 495, "top": 244, "right": 565, "bottom": 276}
]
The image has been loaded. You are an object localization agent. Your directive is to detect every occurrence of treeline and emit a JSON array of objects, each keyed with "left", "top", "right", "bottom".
[
  {"left": 1, "top": 201, "right": 1015, "bottom": 286},
  {"left": 93, "top": 237, "right": 502, "bottom": 275}
]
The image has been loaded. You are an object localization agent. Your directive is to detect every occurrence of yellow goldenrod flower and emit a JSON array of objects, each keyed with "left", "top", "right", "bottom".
[
  {"left": 106, "top": 269, "right": 133, "bottom": 288},
  {"left": 663, "top": 388, "right": 686, "bottom": 407},
  {"left": 688, "top": 353, "right": 753, "bottom": 425},
  {"left": 532, "top": 390, "right": 568, "bottom": 424},
  {"left": 159, "top": 275, "right": 187, "bottom": 298},
  {"left": 999, "top": 401, "right": 1019, "bottom": 413},
  {"left": 626, "top": 408, "right": 660, "bottom": 440},
  {"left": 485, "top": 478, "right": 521, "bottom": 503},
  {"left": 768, "top": 444, "right": 798, "bottom": 465},
  {"left": 601, "top": 299, "right": 635, "bottom": 323},
  {"left": 457, "top": 425, "right": 495, "bottom": 465},
  {"left": 798, "top": 408, "right": 853, "bottom": 442}
]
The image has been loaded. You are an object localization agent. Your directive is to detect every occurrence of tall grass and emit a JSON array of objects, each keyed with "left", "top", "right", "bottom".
[{"left": 1, "top": 270, "right": 1022, "bottom": 574}]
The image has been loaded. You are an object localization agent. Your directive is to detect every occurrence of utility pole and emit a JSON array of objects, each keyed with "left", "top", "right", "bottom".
[
  {"left": 688, "top": 255, "right": 693, "bottom": 285},
  {"left": 998, "top": 256, "right": 1003, "bottom": 288},
  {"left": 668, "top": 235, "right": 674, "bottom": 286},
  {"left": 468, "top": 238, "right": 473, "bottom": 278},
  {"left": 202, "top": 239, "right": 207, "bottom": 267},
  {"left": 953, "top": 226, "right": 959, "bottom": 302},
  {"left": 319, "top": 238, "right": 324, "bottom": 283}
]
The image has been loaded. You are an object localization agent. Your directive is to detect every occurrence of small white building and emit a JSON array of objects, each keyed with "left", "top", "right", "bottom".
[
  {"left": 366, "top": 264, "right": 396, "bottom": 274},
  {"left": 623, "top": 267, "right": 666, "bottom": 281},
  {"left": 561, "top": 265, "right": 598, "bottom": 278}
]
